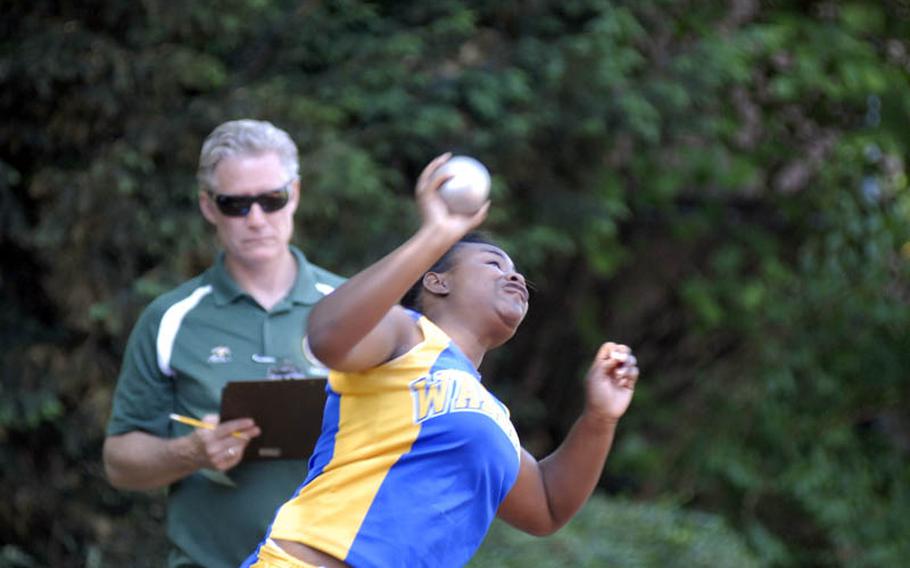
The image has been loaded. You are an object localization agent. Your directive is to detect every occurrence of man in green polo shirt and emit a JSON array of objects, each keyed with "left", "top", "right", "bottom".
[{"left": 103, "top": 119, "right": 344, "bottom": 568}]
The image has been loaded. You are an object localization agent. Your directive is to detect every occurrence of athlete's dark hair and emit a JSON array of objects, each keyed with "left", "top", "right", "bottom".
[{"left": 401, "top": 232, "right": 499, "bottom": 311}]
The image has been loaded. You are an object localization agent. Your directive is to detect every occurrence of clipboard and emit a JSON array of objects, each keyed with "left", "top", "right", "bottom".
[{"left": 220, "top": 378, "right": 327, "bottom": 461}]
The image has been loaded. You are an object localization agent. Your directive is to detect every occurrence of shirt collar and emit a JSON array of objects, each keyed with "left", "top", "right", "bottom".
[{"left": 208, "top": 245, "right": 325, "bottom": 307}]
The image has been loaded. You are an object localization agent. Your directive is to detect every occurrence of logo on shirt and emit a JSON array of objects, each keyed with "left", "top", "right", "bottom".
[
  {"left": 302, "top": 335, "right": 330, "bottom": 378},
  {"left": 207, "top": 345, "right": 232, "bottom": 364},
  {"left": 266, "top": 359, "right": 308, "bottom": 379},
  {"left": 409, "top": 370, "right": 521, "bottom": 458}
]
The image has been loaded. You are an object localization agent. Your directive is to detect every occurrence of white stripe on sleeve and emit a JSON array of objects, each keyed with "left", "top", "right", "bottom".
[{"left": 156, "top": 285, "right": 213, "bottom": 377}]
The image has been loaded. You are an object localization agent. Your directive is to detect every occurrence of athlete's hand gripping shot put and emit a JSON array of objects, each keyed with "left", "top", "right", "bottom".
[{"left": 242, "top": 153, "right": 640, "bottom": 568}]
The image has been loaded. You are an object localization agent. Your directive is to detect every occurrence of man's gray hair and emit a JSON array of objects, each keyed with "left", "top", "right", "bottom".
[{"left": 197, "top": 119, "right": 299, "bottom": 193}]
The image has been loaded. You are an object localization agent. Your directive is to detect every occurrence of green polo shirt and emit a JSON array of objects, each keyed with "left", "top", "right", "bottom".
[{"left": 107, "top": 246, "right": 344, "bottom": 568}]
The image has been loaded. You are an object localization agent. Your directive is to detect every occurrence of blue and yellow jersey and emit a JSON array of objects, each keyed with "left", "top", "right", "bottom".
[{"left": 255, "top": 312, "right": 521, "bottom": 567}]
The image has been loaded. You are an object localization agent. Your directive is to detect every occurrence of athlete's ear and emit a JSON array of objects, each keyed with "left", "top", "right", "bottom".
[{"left": 422, "top": 272, "right": 449, "bottom": 297}]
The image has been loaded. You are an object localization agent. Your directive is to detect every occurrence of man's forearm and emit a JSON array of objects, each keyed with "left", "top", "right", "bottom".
[{"left": 103, "top": 431, "right": 202, "bottom": 490}]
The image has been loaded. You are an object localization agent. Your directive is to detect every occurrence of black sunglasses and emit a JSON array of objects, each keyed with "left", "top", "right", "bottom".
[{"left": 208, "top": 180, "right": 294, "bottom": 217}]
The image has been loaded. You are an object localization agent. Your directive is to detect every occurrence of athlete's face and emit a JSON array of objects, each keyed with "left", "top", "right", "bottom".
[
  {"left": 446, "top": 243, "right": 529, "bottom": 335},
  {"left": 199, "top": 151, "right": 299, "bottom": 267}
]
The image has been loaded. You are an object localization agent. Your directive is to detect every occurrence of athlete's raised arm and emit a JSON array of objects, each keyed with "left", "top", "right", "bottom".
[{"left": 306, "top": 153, "right": 489, "bottom": 372}]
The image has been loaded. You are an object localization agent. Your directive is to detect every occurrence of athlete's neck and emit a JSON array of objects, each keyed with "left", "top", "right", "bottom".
[{"left": 429, "top": 316, "right": 489, "bottom": 369}]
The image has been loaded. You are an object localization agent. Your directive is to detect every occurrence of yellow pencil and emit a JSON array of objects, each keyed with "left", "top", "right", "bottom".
[{"left": 169, "top": 413, "right": 250, "bottom": 440}]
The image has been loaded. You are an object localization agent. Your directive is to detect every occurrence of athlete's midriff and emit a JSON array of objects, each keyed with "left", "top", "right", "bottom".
[{"left": 273, "top": 539, "right": 348, "bottom": 568}]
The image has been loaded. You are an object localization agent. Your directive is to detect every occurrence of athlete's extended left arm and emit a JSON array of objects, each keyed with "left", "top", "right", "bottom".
[{"left": 497, "top": 342, "right": 639, "bottom": 536}]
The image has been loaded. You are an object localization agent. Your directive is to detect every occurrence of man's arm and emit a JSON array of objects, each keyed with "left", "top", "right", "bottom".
[{"left": 103, "top": 416, "right": 260, "bottom": 490}]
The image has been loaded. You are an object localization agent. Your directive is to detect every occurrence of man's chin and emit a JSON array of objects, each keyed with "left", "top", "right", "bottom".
[{"left": 232, "top": 242, "right": 285, "bottom": 262}]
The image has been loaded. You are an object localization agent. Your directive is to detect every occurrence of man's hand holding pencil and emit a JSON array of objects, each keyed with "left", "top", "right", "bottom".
[{"left": 169, "top": 413, "right": 261, "bottom": 471}]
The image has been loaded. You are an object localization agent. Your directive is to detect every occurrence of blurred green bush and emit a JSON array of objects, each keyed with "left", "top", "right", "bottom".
[
  {"left": 2, "top": 1, "right": 908, "bottom": 566},
  {"left": 473, "top": 494, "right": 759, "bottom": 567}
]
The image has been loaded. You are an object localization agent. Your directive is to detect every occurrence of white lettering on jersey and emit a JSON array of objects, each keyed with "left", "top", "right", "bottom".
[{"left": 409, "top": 370, "right": 520, "bottom": 458}]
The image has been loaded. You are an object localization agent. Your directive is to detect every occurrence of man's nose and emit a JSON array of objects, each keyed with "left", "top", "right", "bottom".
[{"left": 245, "top": 203, "right": 268, "bottom": 224}]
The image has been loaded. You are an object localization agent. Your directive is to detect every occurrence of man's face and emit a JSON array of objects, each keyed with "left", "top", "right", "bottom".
[{"left": 199, "top": 151, "right": 299, "bottom": 267}]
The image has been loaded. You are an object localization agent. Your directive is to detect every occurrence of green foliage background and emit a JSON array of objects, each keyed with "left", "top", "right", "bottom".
[{"left": 2, "top": 1, "right": 909, "bottom": 566}]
